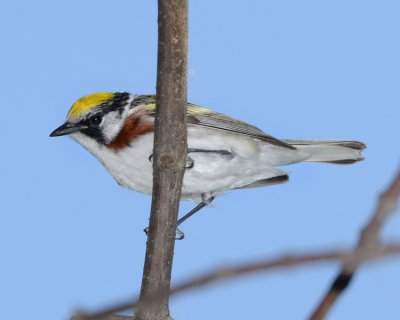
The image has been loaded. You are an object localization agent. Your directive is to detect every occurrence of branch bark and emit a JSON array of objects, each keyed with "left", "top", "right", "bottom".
[{"left": 135, "top": 1, "right": 188, "bottom": 320}]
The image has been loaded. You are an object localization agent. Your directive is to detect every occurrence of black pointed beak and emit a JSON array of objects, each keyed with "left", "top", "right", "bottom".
[{"left": 49, "top": 122, "right": 87, "bottom": 137}]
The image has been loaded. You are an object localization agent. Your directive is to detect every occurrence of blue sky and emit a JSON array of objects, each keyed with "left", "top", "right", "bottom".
[{"left": 1, "top": 1, "right": 399, "bottom": 319}]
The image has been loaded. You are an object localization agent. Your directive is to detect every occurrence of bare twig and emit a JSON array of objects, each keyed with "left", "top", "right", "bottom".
[
  {"left": 72, "top": 315, "right": 134, "bottom": 320},
  {"left": 310, "top": 167, "right": 400, "bottom": 320},
  {"left": 73, "top": 168, "right": 400, "bottom": 320},
  {"left": 72, "top": 243, "right": 400, "bottom": 320},
  {"left": 135, "top": 1, "right": 188, "bottom": 320}
]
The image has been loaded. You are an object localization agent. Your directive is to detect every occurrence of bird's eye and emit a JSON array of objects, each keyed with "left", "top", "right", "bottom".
[{"left": 89, "top": 114, "right": 103, "bottom": 126}]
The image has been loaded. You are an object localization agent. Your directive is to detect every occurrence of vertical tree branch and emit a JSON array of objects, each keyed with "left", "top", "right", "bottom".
[{"left": 136, "top": 1, "right": 188, "bottom": 320}]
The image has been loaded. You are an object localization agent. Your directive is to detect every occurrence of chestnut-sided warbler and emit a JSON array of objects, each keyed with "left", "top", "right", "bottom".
[{"left": 50, "top": 92, "right": 365, "bottom": 237}]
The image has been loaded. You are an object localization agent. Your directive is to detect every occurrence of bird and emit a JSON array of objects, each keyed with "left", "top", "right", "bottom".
[{"left": 50, "top": 92, "right": 366, "bottom": 238}]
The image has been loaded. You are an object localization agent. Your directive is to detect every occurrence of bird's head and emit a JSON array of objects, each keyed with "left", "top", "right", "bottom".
[{"left": 50, "top": 92, "right": 155, "bottom": 148}]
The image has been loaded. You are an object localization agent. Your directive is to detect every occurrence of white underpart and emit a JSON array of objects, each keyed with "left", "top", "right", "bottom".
[{"left": 71, "top": 126, "right": 310, "bottom": 202}]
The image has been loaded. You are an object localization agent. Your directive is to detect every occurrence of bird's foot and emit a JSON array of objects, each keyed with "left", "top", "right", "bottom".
[{"left": 143, "top": 226, "right": 185, "bottom": 240}]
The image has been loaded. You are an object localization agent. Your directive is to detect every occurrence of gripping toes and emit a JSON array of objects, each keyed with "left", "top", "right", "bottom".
[{"left": 143, "top": 226, "right": 185, "bottom": 240}]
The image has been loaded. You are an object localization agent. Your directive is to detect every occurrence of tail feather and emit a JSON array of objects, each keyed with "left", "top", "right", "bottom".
[{"left": 283, "top": 140, "right": 366, "bottom": 164}]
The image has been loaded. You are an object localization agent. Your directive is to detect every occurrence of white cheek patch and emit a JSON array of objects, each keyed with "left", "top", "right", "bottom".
[{"left": 100, "top": 110, "right": 128, "bottom": 144}]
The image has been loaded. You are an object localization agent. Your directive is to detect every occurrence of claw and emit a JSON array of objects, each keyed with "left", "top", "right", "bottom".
[
  {"left": 175, "top": 228, "right": 185, "bottom": 240},
  {"left": 143, "top": 226, "right": 185, "bottom": 240}
]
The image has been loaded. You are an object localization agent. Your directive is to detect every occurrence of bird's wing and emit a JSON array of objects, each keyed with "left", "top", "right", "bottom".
[
  {"left": 136, "top": 96, "right": 295, "bottom": 150},
  {"left": 186, "top": 103, "right": 296, "bottom": 150}
]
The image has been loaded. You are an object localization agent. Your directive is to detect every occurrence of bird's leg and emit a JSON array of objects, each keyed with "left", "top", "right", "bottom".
[
  {"left": 146, "top": 149, "right": 222, "bottom": 239},
  {"left": 175, "top": 193, "right": 215, "bottom": 240},
  {"left": 177, "top": 194, "right": 215, "bottom": 226},
  {"left": 143, "top": 193, "right": 215, "bottom": 240}
]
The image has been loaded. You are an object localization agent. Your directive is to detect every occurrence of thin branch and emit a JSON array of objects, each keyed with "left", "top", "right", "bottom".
[
  {"left": 310, "top": 167, "right": 400, "bottom": 320},
  {"left": 72, "top": 243, "right": 400, "bottom": 320},
  {"left": 135, "top": 1, "right": 188, "bottom": 320},
  {"left": 71, "top": 315, "right": 134, "bottom": 320},
  {"left": 73, "top": 167, "right": 400, "bottom": 320}
]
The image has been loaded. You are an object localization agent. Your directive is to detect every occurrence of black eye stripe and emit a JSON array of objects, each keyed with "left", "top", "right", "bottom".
[
  {"left": 74, "top": 92, "right": 131, "bottom": 146},
  {"left": 81, "top": 127, "right": 106, "bottom": 145}
]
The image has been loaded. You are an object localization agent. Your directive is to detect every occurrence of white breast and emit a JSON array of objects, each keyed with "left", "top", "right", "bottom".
[
  {"left": 71, "top": 131, "right": 155, "bottom": 195},
  {"left": 71, "top": 126, "right": 308, "bottom": 201}
]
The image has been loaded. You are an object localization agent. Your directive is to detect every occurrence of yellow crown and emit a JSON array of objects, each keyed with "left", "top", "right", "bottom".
[{"left": 67, "top": 92, "right": 115, "bottom": 119}]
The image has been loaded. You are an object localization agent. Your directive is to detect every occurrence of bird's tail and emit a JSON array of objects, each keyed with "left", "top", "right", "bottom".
[{"left": 283, "top": 140, "right": 366, "bottom": 164}]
